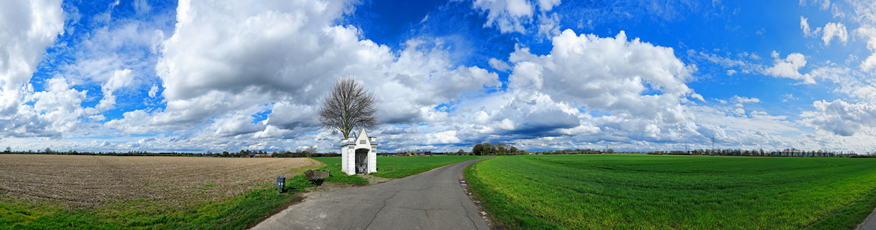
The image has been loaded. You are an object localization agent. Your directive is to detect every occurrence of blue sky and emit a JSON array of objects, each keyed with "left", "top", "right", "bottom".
[{"left": 3, "top": 0, "right": 876, "bottom": 153}]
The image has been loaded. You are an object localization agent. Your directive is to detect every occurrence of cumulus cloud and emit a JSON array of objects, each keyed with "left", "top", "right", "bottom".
[
  {"left": 507, "top": 30, "right": 699, "bottom": 121},
  {"left": 97, "top": 69, "right": 134, "bottom": 111},
  {"left": 857, "top": 27, "right": 876, "bottom": 71},
  {"left": 763, "top": 52, "right": 815, "bottom": 84},
  {"left": 19, "top": 77, "right": 88, "bottom": 137},
  {"left": 0, "top": 0, "right": 64, "bottom": 118},
  {"left": 822, "top": 22, "right": 848, "bottom": 45},
  {"left": 804, "top": 99, "right": 876, "bottom": 136},
  {"left": 107, "top": 0, "right": 503, "bottom": 145}
]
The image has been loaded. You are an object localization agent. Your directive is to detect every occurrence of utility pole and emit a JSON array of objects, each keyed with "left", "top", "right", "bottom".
[{"left": 711, "top": 135, "right": 715, "bottom": 151}]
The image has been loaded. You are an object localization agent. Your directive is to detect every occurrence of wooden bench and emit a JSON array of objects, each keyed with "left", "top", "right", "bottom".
[{"left": 304, "top": 169, "right": 330, "bottom": 185}]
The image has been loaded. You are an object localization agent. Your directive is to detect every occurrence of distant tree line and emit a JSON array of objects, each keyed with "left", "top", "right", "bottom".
[
  {"left": 528, "top": 148, "right": 611, "bottom": 155},
  {"left": 469, "top": 143, "right": 619, "bottom": 156},
  {"left": 646, "top": 148, "right": 873, "bottom": 157},
  {"left": 0, "top": 147, "right": 342, "bottom": 158},
  {"left": 472, "top": 143, "right": 521, "bottom": 155}
]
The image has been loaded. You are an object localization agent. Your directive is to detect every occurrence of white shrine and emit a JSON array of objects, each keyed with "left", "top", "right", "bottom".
[{"left": 341, "top": 129, "right": 377, "bottom": 175}]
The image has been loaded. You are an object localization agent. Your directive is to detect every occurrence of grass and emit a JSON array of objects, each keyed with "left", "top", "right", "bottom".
[
  {"left": 312, "top": 155, "right": 486, "bottom": 179},
  {"left": 0, "top": 163, "right": 320, "bottom": 230},
  {"left": 465, "top": 154, "right": 876, "bottom": 230}
]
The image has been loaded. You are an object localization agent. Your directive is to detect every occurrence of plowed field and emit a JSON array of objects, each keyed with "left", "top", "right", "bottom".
[{"left": 0, "top": 155, "right": 319, "bottom": 208}]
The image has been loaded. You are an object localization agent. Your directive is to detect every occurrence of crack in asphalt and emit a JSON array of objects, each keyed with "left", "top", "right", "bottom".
[
  {"left": 459, "top": 197, "right": 479, "bottom": 228},
  {"left": 364, "top": 189, "right": 401, "bottom": 230}
]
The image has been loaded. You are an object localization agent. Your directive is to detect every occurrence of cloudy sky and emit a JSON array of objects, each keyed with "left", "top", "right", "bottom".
[{"left": 2, "top": 0, "right": 876, "bottom": 153}]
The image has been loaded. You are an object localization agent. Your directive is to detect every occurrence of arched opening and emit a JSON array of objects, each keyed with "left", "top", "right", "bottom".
[{"left": 355, "top": 148, "right": 369, "bottom": 174}]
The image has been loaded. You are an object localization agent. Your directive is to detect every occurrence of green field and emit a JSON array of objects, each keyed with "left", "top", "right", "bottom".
[
  {"left": 465, "top": 154, "right": 876, "bottom": 230},
  {"left": 312, "top": 155, "right": 486, "bottom": 179}
]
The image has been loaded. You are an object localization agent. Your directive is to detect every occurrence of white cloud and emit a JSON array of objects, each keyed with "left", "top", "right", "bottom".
[
  {"left": 799, "top": 0, "right": 832, "bottom": 11},
  {"left": 24, "top": 77, "right": 89, "bottom": 136},
  {"left": 472, "top": 0, "right": 562, "bottom": 34},
  {"left": 212, "top": 113, "right": 266, "bottom": 137},
  {"left": 148, "top": 85, "right": 159, "bottom": 97},
  {"left": 134, "top": 0, "right": 151, "bottom": 15},
  {"left": 763, "top": 52, "right": 815, "bottom": 84},
  {"left": 0, "top": 0, "right": 64, "bottom": 118},
  {"left": 488, "top": 58, "right": 511, "bottom": 71},
  {"left": 856, "top": 27, "right": 876, "bottom": 71},
  {"left": 801, "top": 16, "right": 812, "bottom": 37},
  {"left": 537, "top": 0, "right": 561, "bottom": 11},
  {"left": 508, "top": 30, "right": 698, "bottom": 121},
  {"left": 473, "top": 0, "right": 534, "bottom": 33},
  {"left": 536, "top": 12, "right": 561, "bottom": 40},
  {"left": 804, "top": 99, "right": 876, "bottom": 136},
  {"left": 800, "top": 16, "right": 823, "bottom": 38},
  {"left": 846, "top": 0, "right": 876, "bottom": 24},
  {"left": 97, "top": 69, "right": 134, "bottom": 111},
  {"left": 822, "top": 22, "right": 848, "bottom": 45},
  {"left": 426, "top": 130, "right": 462, "bottom": 144},
  {"left": 733, "top": 95, "right": 760, "bottom": 104}
]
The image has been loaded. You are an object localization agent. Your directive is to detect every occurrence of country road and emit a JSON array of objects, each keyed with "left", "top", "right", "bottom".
[{"left": 252, "top": 157, "right": 492, "bottom": 230}]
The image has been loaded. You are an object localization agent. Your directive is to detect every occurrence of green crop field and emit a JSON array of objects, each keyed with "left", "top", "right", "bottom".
[
  {"left": 313, "top": 155, "right": 486, "bottom": 179},
  {"left": 465, "top": 154, "right": 876, "bottom": 230}
]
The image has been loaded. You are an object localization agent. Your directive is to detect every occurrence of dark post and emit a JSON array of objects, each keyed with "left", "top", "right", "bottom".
[{"left": 276, "top": 177, "right": 286, "bottom": 193}]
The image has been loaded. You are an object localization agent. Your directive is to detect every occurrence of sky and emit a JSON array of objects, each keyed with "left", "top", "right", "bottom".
[{"left": 3, "top": 0, "right": 876, "bottom": 154}]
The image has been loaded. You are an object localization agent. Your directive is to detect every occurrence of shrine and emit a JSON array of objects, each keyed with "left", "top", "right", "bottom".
[{"left": 341, "top": 129, "right": 377, "bottom": 175}]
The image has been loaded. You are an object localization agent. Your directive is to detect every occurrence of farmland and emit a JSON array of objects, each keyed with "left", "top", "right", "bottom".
[
  {"left": 0, "top": 155, "right": 321, "bottom": 229},
  {"left": 465, "top": 154, "right": 876, "bottom": 230}
]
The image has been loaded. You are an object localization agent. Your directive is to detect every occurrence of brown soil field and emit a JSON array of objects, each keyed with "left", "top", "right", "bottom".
[{"left": 0, "top": 155, "right": 322, "bottom": 208}]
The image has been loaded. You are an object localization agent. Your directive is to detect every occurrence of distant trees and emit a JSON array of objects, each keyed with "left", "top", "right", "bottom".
[
  {"left": 645, "top": 148, "right": 859, "bottom": 158},
  {"left": 304, "top": 146, "right": 318, "bottom": 157},
  {"left": 318, "top": 76, "right": 379, "bottom": 139},
  {"left": 471, "top": 142, "right": 521, "bottom": 155},
  {"left": 473, "top": 144, "right": 483, "bottom": 155}
]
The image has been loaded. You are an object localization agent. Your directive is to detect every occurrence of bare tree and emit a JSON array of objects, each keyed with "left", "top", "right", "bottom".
[{"left": 318, "top": 76, "right": 379, "bottom": 139}]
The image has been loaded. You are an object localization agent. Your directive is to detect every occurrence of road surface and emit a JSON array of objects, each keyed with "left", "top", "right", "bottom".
[
  {"left": 858, "top": 207, "right": 876, "bottom": 230},
  {"left": 252, "top": 157, "right": 491, "bottom": 230}
]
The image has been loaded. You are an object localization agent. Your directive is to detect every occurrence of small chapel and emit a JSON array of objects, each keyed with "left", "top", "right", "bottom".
[{"left": 340, "top": 129, "right": 377, "bottom": 175}]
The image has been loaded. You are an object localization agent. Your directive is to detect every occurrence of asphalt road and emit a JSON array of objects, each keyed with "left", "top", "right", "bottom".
[
  {"left": 859, "top": 207, "right": 876, "bottom": 230},
  {"left": 252, "top": 157, "right": 491, "bottom": 230}
]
